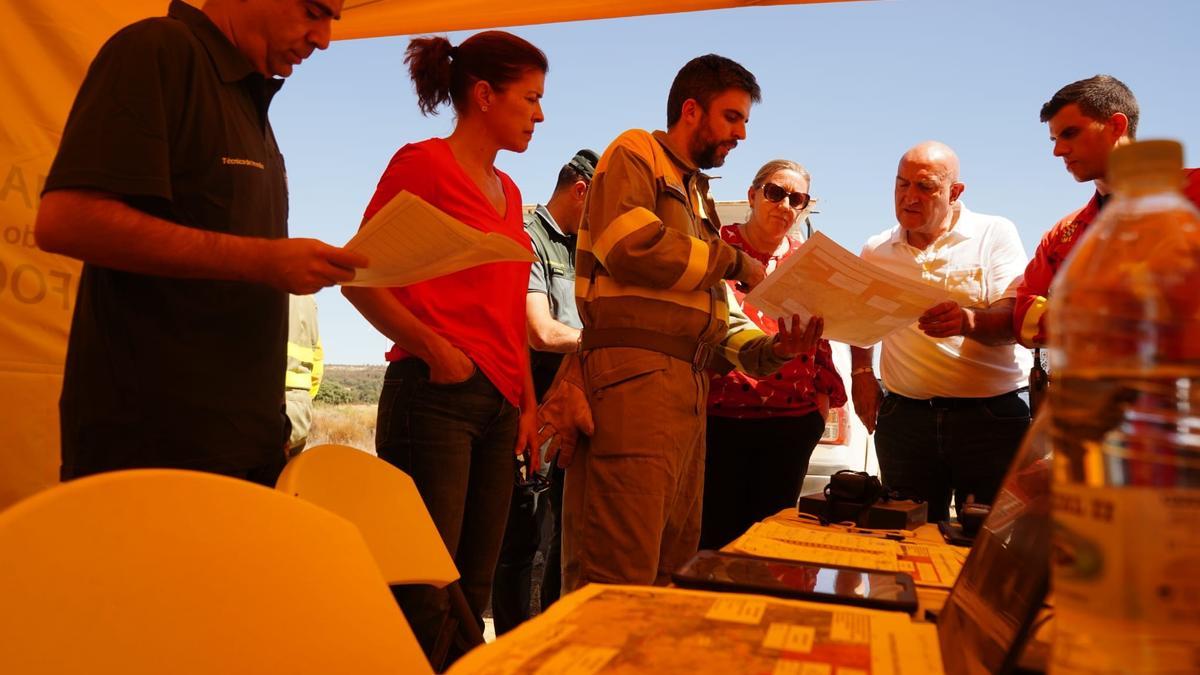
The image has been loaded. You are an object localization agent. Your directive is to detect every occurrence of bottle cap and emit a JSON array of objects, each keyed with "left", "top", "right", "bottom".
[{"left": 1108, "top": 139, "right": 1184, "bottom": 187}]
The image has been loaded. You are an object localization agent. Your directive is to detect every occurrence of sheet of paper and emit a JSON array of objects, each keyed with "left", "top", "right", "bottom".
[
  {"left": 735, "top": 522, "right": 901, "bottom": 565},
  {"left": 744, "top": 231, "right": 951, "bottom": 347},
  {"left": 447, "top": 584, "right": 943, "bottom": 675},
  {"left": 339, "top": 190, "right": 534, "bottom": 288},
  {"left": 731, "top": 520, "right": 964, "bottom": 589},
  {"left": 830, "top": 612, "right": 872, "bottom": 644},
  {"left": 706, "top": 596, "right": 768, "bottom": 625},
  {"left": 731, "top": 531, "right": 901, "bottom": 572},
  {"left": 532, "top": 645, "right": 619, "bottom": 675},
  {"left": 895, "top": 544, "right": 964, "bottom": 589},
  {"left": 762, "top": 623, "right": 816, "bottom": 652},
  {"left": 771, "top": 661, "right": 831, "bottom": 675},
  {"left": 749, "top": 520, "right": 902, "bottom": 548},
  {"left": 761, "top": 508, "right": 949, "bottom": 548}
]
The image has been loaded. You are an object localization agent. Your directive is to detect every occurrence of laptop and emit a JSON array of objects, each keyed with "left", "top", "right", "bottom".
[{"left": 934, "top": 413, "right": 1052, "bottom": 674}]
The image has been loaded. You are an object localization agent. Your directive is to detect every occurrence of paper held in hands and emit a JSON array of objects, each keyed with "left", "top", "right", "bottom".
[
  {"left": 339, "top": 190, "right": 535, "bottom": 287},
  {"left": 744, "top": 232, "right": 950, "bottom": 348}
]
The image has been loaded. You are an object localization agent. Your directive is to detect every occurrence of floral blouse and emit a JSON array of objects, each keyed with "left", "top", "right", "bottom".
[{"left": 707, "top": 224, "right": 847, "bottom": 419}]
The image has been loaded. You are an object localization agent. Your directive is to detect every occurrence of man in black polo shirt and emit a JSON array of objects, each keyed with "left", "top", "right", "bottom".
[{"left": 35, "top": 0, "right": 365, "bottom": 485}]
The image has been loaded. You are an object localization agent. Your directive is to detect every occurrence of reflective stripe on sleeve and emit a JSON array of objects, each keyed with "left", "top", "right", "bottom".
[
  {"left": 588, "top": 207, "right": 659, "bottom": 265},
  {"left": 576, "top": 275, "right": 710, "bottom": 314},
  {"left": 719, "top": 328, "right": 760, "bottom": 369},
  {"left": 670, "top": 237, "right": 712, "bottom": 291},
  {"left": 1019, "top": 296, "right": 1049, "bottom": 347},
  {"left": 285, "top": 371, "right": 313, "bottom": 390},
  {"left": 287, "top": 342, "right": 315, "bottom": 363}
]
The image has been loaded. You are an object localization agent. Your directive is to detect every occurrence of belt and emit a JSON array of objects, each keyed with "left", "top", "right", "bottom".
[
  {"left": 887, "top": 387, "right": 1028, "bottom": 410},
  {"left": 581, "top": 327, "right": 715, "bottom": 371}
]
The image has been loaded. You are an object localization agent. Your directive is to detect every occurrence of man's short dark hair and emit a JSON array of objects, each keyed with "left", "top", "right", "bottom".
[
  {"left": 666, "top": 54, "right": 761, "bottom": 128},
  {"left": 1040, "top": 74, "right": 1139, "bottom": 139}
]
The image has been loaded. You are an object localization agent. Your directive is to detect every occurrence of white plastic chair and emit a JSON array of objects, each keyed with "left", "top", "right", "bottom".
[
  {"left": 276, "top": 444, "right": 485, "bottom": 669},
  {"left": 0, "top": 468, "right": 432, "bottom": 675}
]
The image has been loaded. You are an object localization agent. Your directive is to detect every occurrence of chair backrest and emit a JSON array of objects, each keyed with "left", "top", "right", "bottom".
[
  {"left": 277, "top": 444, "right": 459, "bottom": 587},
  {"left": 0, "top": 469, "right": 432, "bottom": 675}
]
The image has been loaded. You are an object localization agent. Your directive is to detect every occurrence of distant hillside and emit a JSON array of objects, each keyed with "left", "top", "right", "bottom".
[{"left": 315, "top": 364, "right": 386, "bottom": 405}]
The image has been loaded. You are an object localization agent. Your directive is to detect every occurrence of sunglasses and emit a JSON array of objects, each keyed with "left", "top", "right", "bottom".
[{"left": 759, "top": 182, "right": 811, "bottom": 210}]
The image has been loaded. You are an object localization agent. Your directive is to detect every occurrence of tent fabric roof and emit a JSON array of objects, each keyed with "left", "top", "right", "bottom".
[
  {"left": 332, "top": 0, "right": 859, "bottom": 40},
  {"left": 98, "top": 1, "right": 860, "bottom": 41}
]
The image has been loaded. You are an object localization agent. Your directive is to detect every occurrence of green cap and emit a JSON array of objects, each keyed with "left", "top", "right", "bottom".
[{"left": 568, "top": 149, "right": 600, "bottom": 181}]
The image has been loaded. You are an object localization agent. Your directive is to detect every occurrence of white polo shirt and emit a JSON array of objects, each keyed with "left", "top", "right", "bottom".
[{"left": 861, "top": 202, "right": 1032, "bottom": 399}]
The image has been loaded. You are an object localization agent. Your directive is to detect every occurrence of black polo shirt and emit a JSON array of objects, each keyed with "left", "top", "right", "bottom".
[{"left": 45, "top": 1, "right": 289, "bottom": 477}]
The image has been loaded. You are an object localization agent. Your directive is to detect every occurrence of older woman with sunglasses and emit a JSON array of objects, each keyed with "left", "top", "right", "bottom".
[{"left": 700, "top": 159, "right": 847, "bottom": 549}]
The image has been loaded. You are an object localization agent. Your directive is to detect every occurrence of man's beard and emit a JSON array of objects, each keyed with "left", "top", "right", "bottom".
[
  {"left": 690, "top": 122, "right": 733, "bottom": 169},
  {"left": 694, "top": 141, "right": 724, "bottom": 169}
]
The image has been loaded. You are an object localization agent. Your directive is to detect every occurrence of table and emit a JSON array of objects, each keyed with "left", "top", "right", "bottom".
[{"left": 451, "top": 510, "right": 958, "bottom": 674}]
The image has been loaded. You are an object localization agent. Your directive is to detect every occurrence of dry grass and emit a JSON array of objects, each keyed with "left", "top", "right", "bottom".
[{"left": 309, "top": 403, "right": 377, "bottom": 455}]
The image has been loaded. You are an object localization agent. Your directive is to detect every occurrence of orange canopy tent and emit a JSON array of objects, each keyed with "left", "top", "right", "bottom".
[{"left": 0, "top": 0, "right": 857, "bottom": 507}]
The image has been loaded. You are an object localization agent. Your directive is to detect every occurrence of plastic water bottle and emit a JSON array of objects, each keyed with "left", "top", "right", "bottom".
[{"left": 1047, "top": 140, "right": 1200, "bottom": 673}]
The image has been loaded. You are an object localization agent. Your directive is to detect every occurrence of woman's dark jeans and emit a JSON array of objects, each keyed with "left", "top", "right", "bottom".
[{"left": 375, "top": 358, "right": 517, "bottom": 665}]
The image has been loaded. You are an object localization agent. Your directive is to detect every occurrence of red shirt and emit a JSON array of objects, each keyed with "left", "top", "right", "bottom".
[
  {"left": 1014, "top": 168, "right": 1200, "bottom": 346},
  {"left": 362, "top": 138, "right": 532, "bottom": 406},
  {"left": 707, "top": 225, "right": 847, "bottom": 419}
]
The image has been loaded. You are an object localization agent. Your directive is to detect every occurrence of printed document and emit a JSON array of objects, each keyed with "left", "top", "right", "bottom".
[
  {"left": 448, "top": 584, "right": 943, "bottom": 675},
  {"left": 340, "top": 190, "right": 534, "bottom": 288},
  {"left": 731, "top": 522, "right": 902, "bottom": 572},
  {"left": 733, "top": 518, "right": 966, "bottom": 589},
  {"left": 744, "top": 232, "right": 950, "bottom": 347}
]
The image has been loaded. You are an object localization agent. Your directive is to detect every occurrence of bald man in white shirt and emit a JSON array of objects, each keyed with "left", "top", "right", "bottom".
[{"left": 849, "top": 141, "right": 1032, "bottom": 523}]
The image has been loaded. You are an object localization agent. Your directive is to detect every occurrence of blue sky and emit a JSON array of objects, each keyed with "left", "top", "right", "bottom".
[{"left": 270, "top": 0, "right": 1200, "bottom": 364}]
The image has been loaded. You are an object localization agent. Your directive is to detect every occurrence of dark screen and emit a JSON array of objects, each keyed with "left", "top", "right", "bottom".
[
  {"left": 937, "top": 411, "right": 1052, "bottom": 675},
  {"left": 688, "top": 552, "right": 911, "bottom": 601}
]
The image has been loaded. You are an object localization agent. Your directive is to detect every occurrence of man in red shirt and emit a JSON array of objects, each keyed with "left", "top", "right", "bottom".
[{"left": 1014, "top": 74, "right": 1200, "bottom": 347}]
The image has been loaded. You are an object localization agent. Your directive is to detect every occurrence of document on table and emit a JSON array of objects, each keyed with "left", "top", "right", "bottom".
[
  {"left": 731, "top": 522, "right": 902, "bottom": 571},
  {"left": 743, "top": 231, "right": 951, "bottom": 347},
  {"left": 340, "top": 190, "right": 535, "bottom": 288},
  {"left": 895, "top": 543, "right": 966, "bottom": 589},
  {"left": 448, "top": 584, "right": 944, "bottom": 675},
  {"left": 731, "top": 521, "right": 966, "bottom": 589}
]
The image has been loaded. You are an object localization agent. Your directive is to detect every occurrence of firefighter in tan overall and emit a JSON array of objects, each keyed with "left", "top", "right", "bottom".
[{"left": 547, "top": 55, "right": 823, "bottom": 591}]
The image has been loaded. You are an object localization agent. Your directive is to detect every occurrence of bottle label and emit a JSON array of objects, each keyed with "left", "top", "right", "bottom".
[{"left": 1051, "top": 483, "right": 1200, "bottom": 673}]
